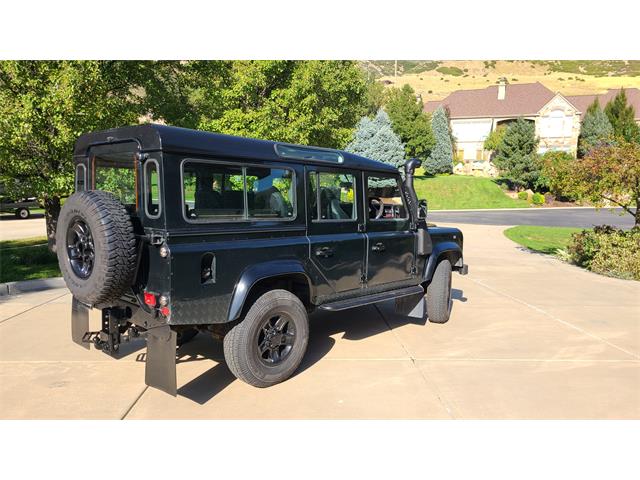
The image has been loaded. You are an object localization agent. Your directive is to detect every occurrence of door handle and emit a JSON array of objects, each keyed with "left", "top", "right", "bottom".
[
  {"left": 315, "top": 246, "right": 334, "bottom": 258},
  {"left": 372, "top": 242, "right": 386, "bottom": 252}
]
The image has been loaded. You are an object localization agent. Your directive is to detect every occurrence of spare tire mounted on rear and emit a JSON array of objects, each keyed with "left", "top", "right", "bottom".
[{"left": 56, "top": 190, "right": 138, "bottom": 306}]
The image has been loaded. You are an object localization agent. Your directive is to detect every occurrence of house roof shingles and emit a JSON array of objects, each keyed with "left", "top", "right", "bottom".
[
  {"left": 566, "top": 88, "right": 640, "bottom": 120},
  {"left": 423, "top": 82, "right": 556, "bottom": 118},
  {"left": 424, "top": 82, "right": 640, "bottom": 121}
]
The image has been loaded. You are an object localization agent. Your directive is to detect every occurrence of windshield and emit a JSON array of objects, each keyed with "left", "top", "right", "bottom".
[{"left": 93, "top": 151, "right": 137, "bottom": 207}]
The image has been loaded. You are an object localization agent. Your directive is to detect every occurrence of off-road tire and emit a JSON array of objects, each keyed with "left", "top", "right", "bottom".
[
  {"left": 15, "top": 207, "right": 30, "bottom": 219},
  {"left": 426, "top": 259, "right": 452, "bottom": 324},
  {"left": 56, "top": 191, "right": 137, "bottom": 307},
  {"left": 223, "top": 289, "right": 309, "bottom": 388}
]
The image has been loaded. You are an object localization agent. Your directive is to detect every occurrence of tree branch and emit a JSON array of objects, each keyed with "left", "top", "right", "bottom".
[{"left": 601, "top": 195, "right": 635, "bottom": 217}]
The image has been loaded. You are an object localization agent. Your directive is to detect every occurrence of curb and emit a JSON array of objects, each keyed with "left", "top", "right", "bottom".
[{"left": 0, "top": 277, "right": 66, "bottom": 297}]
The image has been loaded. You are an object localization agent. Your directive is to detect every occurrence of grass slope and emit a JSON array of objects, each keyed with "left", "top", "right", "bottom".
[
  {"left": 503, "top": 225, "right": 584, "bottom": 254},
  {"left": 414, "top": 175, "right": 529, "bottom": 210},
  {"left": 0, "top": 236, "right": 61, "bottom": 283}
]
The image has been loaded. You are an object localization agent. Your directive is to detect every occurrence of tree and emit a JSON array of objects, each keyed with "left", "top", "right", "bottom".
[
  {"left": 384, "top": 84, "right": 435, "bottom": 160},
  {"left": 493, "top": 118, "right": 540, "bottom": 189},
  {"left": 364, "top": 80, "right": 386, "bottom": 117},
  {"left": 197, "top": 60, "right": 368, "bottom": 149},
  {"left": 541, "top": 140, "right": 640, "bottom": 225},
  {"left": 483, "top": 126, "right": 506, "bottom": 153},
  {"left": 604, "top": 88, "right": 640, "bottom": 143},
  {"left": 0, "top": 61, "right": 152, "bottom": 250},
  {"left": 425, "top": 106, "right": 453, "bottom": 175},
  {"left": 345, "top": 109, "right": 405, "bottom": 169},
  {"left": 578, "top": 99, "right": 613, "bottom": 157}
]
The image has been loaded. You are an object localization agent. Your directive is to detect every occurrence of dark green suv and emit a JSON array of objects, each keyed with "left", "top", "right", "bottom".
[{"left": 57, "top": 124, "right": 467, "bottom": 395}]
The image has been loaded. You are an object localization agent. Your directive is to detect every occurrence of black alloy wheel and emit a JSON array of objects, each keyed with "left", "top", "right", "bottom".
[
  {"left": 257, "top": 313, "right": 296, "bottom": 365},
  {"left": 66, "top": 217, "right": 95, "bottom": 279}
]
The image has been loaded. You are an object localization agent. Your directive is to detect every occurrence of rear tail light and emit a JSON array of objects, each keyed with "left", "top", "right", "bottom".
[
  {"left": 160, "top": 306, "right": 170, "bottom": 317},
  {"left": 143, "top": 291, "right": 157, "bottom": 307}
]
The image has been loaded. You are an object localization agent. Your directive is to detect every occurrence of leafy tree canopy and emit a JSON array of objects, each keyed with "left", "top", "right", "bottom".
[
  {"left": 384, "top": 84, "right": 435, "bottom": 160},
  {"left": 541, "top": 140, "right": 640, "bottom": 225},
  {"left": 483, "top": 126, "right": 506, "bottom": 152}
]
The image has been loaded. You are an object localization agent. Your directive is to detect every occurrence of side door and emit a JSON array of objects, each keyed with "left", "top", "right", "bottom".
[
  {"left": 306, "top": 167, "right": 365, "bottom": 299},
  {"left": 364, "top": 172, "right": 416, "bottom": 289}
]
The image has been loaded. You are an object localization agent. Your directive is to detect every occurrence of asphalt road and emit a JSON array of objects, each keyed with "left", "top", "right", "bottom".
[{"left": 429, "top": 207, "right": 635, "bottom": 228}]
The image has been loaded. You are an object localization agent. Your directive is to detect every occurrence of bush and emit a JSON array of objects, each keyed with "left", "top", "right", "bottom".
[
  {"left": 568, "top": 226, "right": 640, "bottom": 280},
  {"left": 532, "top": 192, "right": 545, "bottom": 205},
  {"left": 517, "top": 191, "right": 528, "bottom": 201}
]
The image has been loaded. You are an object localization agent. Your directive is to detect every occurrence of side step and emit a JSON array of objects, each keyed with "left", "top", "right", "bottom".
[{"left": 318, "top": 285, "right": 424, "bottom": 312}]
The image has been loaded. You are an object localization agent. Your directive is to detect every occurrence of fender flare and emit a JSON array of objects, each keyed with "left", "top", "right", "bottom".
[
  {"left": 227, "top": 259, "right": 313, "bottom": 322},
  {"left": 422, "top": 241, "right": 463, "bottom": 283}
]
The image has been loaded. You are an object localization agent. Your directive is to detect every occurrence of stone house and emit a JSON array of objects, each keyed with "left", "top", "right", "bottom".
[{"left": 424, "top": 80, "right": 640, "bottom": 176}]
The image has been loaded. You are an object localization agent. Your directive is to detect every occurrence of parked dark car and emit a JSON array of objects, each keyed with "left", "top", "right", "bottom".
[
  {"left": 57, "top": 124, "right": 467, "bottom": 395},
  {"left": 0, "top": 183, "right": 39, "bottom": 219}
]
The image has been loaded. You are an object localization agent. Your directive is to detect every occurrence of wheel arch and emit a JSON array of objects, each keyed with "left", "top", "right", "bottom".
[
  {"left": 422, "top": 242, "right": 463, "bottom": 284},
  {"left": 227, "top": 260, "right": 314, "bottom": 322}
]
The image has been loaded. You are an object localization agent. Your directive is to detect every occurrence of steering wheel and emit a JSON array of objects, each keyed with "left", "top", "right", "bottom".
[{"left": 369, "top": 197, "right": 385, "bottom": 220}]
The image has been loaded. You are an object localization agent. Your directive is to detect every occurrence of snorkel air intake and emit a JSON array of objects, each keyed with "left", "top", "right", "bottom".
[{"left": 403, "top": 158, "right": 421, "bottom": 221}]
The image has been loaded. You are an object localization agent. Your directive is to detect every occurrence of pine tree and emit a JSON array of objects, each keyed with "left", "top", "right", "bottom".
[
  {"left": 604, "top": 88, "right": 640, "bottom": 143},
  {"left": 493, "top": 118, "right": 540, "bottom": 189},
  {"left": 385, "top": 84, "right": 435, "bottom": 160},
  {"left": 424, "top": 106, "right": 453, "bottom": 174},
  {"left": 345, "top": 109, "right": 405, "bottom": 169},
  {"left": 578, "top": 99, "right": 613, "bottom": 157}
]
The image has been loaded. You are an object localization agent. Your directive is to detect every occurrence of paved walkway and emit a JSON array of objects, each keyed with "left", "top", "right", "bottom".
[{"left": 1, "top": 223, "right": 638, "bottom": 419}]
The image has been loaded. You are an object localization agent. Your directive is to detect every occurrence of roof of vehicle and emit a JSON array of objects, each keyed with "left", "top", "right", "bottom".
[{"left": 74, "top": 124, "right": 399, "bottom": 174}]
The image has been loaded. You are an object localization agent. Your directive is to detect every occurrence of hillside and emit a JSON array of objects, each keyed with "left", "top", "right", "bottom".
[{"left": 361, "top": 60, "right": 640, "bottom": 100}]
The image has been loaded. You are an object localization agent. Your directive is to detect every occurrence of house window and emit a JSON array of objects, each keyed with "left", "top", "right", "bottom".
[
  {"left": 456, "top": 149, "right": 465, "bottom": 161},
  {"left": 476, "top": 149, "right": 484, "bottom": 161}
]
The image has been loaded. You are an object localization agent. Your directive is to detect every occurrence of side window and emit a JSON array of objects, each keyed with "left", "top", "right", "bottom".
[
  {"left": 182, "top": 160, "right": 296, "bottom": 222},
  {"left": 246, "top": 167, "right": 295, "bottom": 219},
  {"left": 144, "top": 160, "right": 161, "bottom": 218},
  {"left": 367, "top": 174, "right": 407, "bottom": 220},
  {"left": 75, "top": 164, "right": 86, "bottom": 192},
  {"left": 183, "top": 162, "right": 244, "bottom": 220},
  {"left": 310, "top": 171, "right": 356, "bottom": 221}
]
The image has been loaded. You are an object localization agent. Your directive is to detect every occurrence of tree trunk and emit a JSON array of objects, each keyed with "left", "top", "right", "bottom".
[{"left": 44, "top": 196, "right": 61, "bottom": 253}]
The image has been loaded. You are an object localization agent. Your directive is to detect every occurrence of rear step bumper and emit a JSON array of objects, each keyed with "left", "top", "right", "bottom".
[
  {"left": 318, "top": 285, "right": 424, "bottom": 312},
  {"left": 71, "top": 296, "right": 178, "bottom": 396}
]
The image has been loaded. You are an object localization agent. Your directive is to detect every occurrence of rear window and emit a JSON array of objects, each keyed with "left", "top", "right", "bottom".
[
  {"left": 182, "top": 160, "right": 295, "bottom": 222},
  {"left": 93, "top": 151, "right": 137, "bottom": 206}
]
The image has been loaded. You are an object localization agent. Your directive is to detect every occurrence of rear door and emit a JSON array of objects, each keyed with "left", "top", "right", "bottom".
[
  {"left": 364, "top": 172, "right": 416, "bottom": 288},
  {"left": 306, "top": 167, "right": 365, "bottom": 298}
]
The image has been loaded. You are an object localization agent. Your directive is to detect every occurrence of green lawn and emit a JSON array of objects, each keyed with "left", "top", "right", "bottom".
[
  {"left": 414, "top": 175, "right": 530, "bottom": 210},
  {"left": 0, "top": 236, "right": 61, "bottom": 283},
  {"left": 503, "top": 225, "right": 585, "bottom": 254}
]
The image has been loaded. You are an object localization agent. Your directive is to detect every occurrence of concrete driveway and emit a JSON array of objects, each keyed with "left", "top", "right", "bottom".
[{"left": 1, "top": 223, "right": 638, "bottom": 419}]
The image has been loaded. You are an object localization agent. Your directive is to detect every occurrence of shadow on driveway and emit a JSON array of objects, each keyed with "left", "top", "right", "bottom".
[{"left": 160, "top": 288, "right": 467, "bottom": 405}]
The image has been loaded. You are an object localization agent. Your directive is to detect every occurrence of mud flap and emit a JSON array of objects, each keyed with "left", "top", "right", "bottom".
[
  {"left": 145, "top": 325, "right": 177, "bottom": 396},
  {"left": 71, "top": 296, "right": 90, "bottom": 350},
  {"left": 394, "top": 292, "right": 426, "bottom": 320}
]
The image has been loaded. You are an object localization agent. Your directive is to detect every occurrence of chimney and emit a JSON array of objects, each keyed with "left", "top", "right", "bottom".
[{"left": 497, "top": 77, "right": 508, "bottom": 100}]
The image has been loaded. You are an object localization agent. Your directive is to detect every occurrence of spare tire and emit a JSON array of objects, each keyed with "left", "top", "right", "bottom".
[{"left": 56, "top": 190, "right": 137, "bottom": 306}]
